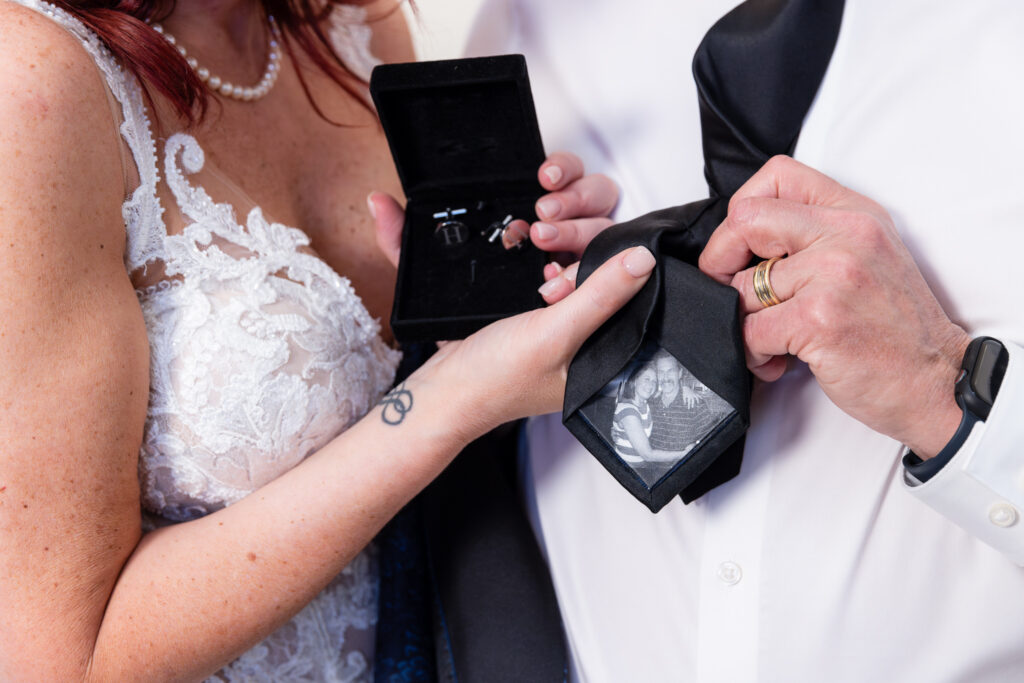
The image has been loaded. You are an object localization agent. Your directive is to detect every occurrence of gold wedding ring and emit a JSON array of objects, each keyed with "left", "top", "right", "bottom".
[{"left": 752, "top": 256, "right": 784, "bottom": 308}]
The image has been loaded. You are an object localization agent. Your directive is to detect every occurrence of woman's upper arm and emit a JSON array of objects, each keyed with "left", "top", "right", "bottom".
[
  {"left": 620, "top": 414, "right": 654, "bottom": 458},
  {"left": 0, "top": 7, "right": 150, "bottom": 678}
]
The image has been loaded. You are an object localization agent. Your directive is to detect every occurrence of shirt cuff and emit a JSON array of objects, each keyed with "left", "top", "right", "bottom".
[{"left": 903, "top": 339, "right": 1024, "bottom": 565}]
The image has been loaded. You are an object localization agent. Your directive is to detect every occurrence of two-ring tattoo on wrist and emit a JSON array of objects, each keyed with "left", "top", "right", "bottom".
[{"left": 379, "top": 382, "right": 414, "bottom": 425}]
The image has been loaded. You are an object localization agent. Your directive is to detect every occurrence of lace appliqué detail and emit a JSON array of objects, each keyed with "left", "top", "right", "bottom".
[{"left": 140, "top": 132, "right": 399, "bottom": 518}]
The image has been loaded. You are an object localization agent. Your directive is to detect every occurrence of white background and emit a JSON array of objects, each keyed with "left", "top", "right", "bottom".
[{"left": 403, "top": 0, "right": 487, "bottom": 60}]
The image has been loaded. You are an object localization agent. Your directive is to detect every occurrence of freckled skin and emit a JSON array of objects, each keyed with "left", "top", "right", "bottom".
[
  {"left": 178, "top": 28, "right": 406, "bottom": 343},
  {"left": 0, "top": 2, "right": 414, "bottom": 678}
]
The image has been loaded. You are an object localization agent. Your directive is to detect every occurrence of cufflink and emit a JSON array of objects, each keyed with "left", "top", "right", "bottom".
[
  {"left": 434, "top": 208, "right": 469, "bottom": 247},
  {"left": 483, "top": 214, "right": 528, "bottom": 249},
  {"left": 484, "top": 214, "right": 514, "bottom": 243}
]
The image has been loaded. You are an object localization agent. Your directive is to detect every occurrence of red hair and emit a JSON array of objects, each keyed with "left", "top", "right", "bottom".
[{"left": 51, "top": 0, "right": 394, "bottom": 124}]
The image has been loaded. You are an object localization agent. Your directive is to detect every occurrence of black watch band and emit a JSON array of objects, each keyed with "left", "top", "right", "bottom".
[{"left": 903, "top": 337, "right": 1009, "bottom": 484}]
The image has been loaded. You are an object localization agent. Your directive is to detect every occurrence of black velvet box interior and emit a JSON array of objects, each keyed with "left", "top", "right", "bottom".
[{"left": 370, "top": 55, "right": 548, "bottom": 341}]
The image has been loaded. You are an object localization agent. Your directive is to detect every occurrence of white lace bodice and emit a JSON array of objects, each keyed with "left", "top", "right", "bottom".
[
  {"left": 14, "top": 3, "right": 399, "bottom": 681},
  {"left": 139, "top": 133, "right": 399, "bottom": 521}
]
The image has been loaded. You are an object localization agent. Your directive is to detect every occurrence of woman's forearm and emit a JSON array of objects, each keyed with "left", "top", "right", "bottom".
[{"left": 90, "top": 368, "right": 473, "bottom": 681}]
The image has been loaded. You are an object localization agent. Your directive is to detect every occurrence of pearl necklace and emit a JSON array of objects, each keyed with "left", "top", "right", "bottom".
[{"left": 152, "top": 16, "right": 283, "bottom": 102}]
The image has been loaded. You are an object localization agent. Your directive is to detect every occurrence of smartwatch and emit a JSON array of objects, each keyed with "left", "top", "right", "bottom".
[{"left": 903, "top": 336, "right": 1009, "bottom": 484}]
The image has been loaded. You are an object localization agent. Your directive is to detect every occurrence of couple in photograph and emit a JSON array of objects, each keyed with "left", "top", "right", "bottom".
[{"left": 611, "top": 349, "right": 733, "bottom": 485}]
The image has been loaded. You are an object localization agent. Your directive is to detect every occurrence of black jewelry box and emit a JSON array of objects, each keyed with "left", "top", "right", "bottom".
[{"left": 370, "top": 55, "right": 548, "bottom": 342}]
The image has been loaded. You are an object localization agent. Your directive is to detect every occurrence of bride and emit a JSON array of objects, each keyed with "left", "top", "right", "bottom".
[{"left": 0, "top": 0, "right": 646, "bottom": 680}]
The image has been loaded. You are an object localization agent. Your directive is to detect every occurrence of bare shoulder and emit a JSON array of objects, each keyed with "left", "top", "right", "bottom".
[
  {"left": 0, "top": 3, "right": 123, "bottom": 167},
  {"left": 0, "top": 0, "right": 130, "bottom": 338},
  {"left": 0, "top": 1, "right": 143, "bottom": 436},
  {"left": 0, "top": 1, "right": 126, "bottom": 246},
  {"left": 0, "top": 1, "right": 115, "bottom": 94}
]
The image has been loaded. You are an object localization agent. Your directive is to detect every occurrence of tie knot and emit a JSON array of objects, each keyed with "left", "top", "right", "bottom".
[{"left": 693, "top": 0, "right": 845, "bottom": 197}]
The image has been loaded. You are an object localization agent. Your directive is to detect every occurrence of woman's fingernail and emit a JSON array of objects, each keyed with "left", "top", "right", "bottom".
[
  {"left": 622, "top": 246, "right": 656, "bottom": 277},
  {"left": 538, "top": 277, "right": 562, "bottom": 297},
  {"left": 502, "top": 222, "right": 529, "bottom": 249},
  {"left": 534, "top": 222, "right": 558, "bottom": 241},
  {"left": 536, "top": 197, "right": 561, "bottom": 220},
  {"left": 563, "top": 262, "right": 580, "bottom": 284},
  {"left": 365, "top": 193, "right": 377, "bottom": 219},
  {"left": 543, "top": 165, "right": 563, "bottom": 185}
]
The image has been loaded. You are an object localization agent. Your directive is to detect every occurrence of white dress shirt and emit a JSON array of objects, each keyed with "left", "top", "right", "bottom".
[{"left": 468, "top": 1, "right": 1024, "bottom": 681}]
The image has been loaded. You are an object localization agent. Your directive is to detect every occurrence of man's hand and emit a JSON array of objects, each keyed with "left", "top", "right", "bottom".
[
  {"left": 680, "top": 385, "right": 698, "bottom": 409},
  {"left": 699, "top": 155, "right": 970, "bottom": 459}
]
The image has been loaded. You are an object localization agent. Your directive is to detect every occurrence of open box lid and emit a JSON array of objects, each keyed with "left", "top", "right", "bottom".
[{"left": 370, "top": 55, "right": 546, "bottom": 200}]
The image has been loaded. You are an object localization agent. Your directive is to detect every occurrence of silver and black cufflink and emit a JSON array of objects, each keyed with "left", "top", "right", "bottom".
[{"left": 433, "top": 208, "right": 469, "bottom": 247}]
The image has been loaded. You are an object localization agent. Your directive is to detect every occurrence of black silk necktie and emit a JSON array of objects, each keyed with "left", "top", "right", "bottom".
[{"left": 562, "top": 0, "right": 845, "bottom": 512}]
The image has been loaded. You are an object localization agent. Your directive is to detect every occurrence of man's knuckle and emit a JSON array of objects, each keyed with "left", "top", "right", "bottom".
[
  {"left": 733, "top": 270, "right": 754, "bottom": 300},
  {"left": 803, "top": 290, "right": 846, "bottom": 335},
  {"left": 820, "top": 250, "right": 862, "bottom": 287},
  {"left": 742, "top": 311, "right": 762, "bottom": 341},
  {"left": 727, "top": 193, "right": 743, "bottom": 215},
  {"left": 764, "top": 154, "right": 793, "bottom": 174},
  {"left": 729, "top": 197, "right": 761, "bottom": 227},
  {"left": 843, "top": 211, "right": 886, "bottom": 244}
]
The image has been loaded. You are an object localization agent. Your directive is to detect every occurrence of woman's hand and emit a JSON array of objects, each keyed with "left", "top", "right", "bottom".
[
  {"left": 402, "top": 244, "right": 657, "bottom": 439},
  {"left": 531, "top": 152, "right": 618, "bottom": 304},
  {"left": 698, "top": 155, "right": 970, "bottom": 458},
  {"left": 367, "top": 191, "right": 405, "bottom": 268},
  {"left": 529, "top": 151, "right": 618, "bottom": 256},
  {"left": 367, "top": 151, "right": 643, "bottom": 433},
  {"left": 368, "top": 151, "right": 619, "bottom": 304}
]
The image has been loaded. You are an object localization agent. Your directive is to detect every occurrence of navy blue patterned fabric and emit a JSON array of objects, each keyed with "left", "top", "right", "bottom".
[
  {"left": 374, "top": 343, "right": 437, "bottom": 683},
  {"left": 374, "top": 499, "right": 435, "bottom": 683}
]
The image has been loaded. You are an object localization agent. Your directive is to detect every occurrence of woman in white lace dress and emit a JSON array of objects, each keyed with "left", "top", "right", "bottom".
[{"left": 0, "top": 0, "right": 651, "bottom": 680}]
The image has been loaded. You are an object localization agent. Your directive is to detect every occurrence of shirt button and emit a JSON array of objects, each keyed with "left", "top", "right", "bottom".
[
  {"left": 988, "top": 502, "right": 1019, "bottom": 528},
  {"left": 716, "top": 561, "right": 743, "bottom": 585}
]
